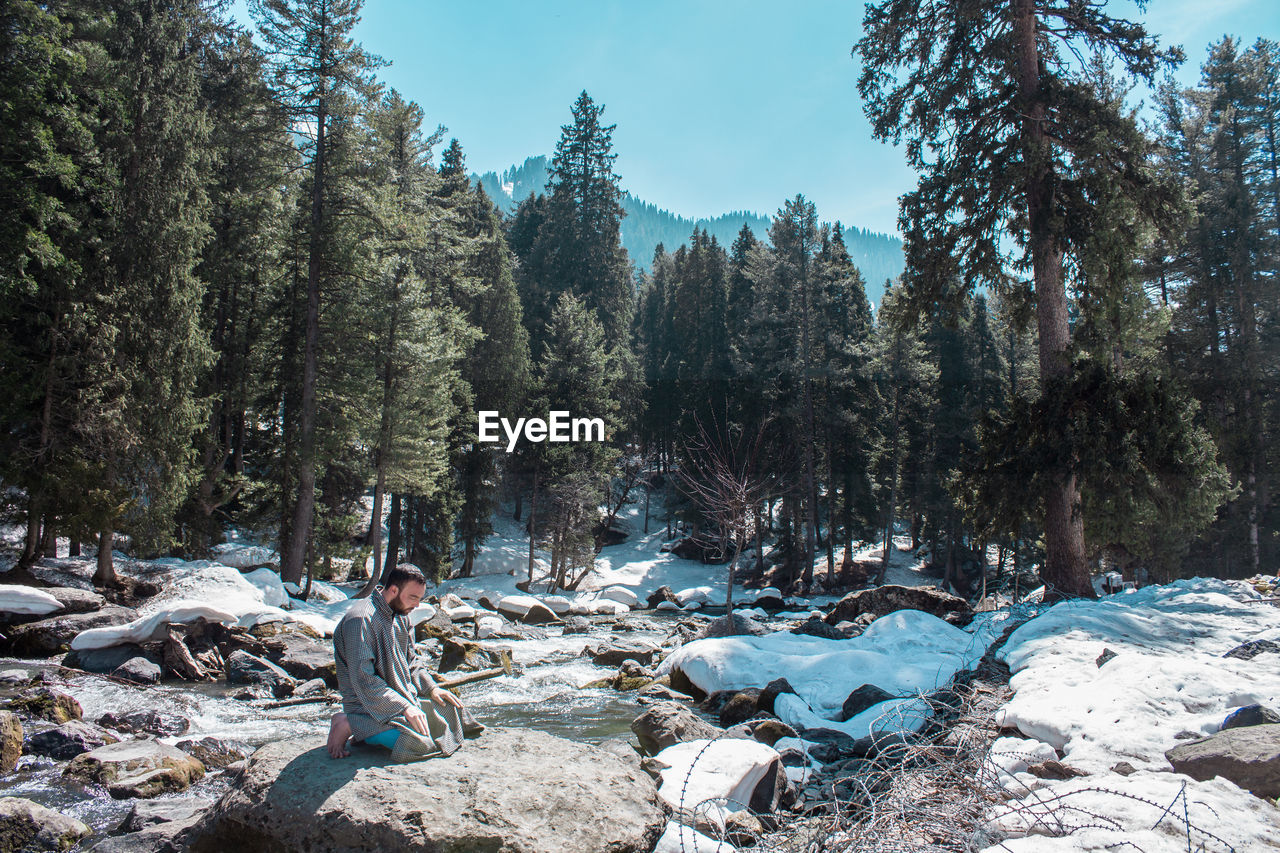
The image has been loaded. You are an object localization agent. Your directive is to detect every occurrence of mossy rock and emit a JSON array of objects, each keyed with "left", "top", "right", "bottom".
[{"left": 6, "top": 688, "right": 81, "bottom": 724}]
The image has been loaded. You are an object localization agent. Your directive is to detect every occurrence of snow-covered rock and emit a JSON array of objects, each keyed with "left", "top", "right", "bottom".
[
  {"left": 995, "top": 578, "right": 1280, "bottom": 772},
  {"left": 597, "top": 586, "right": 640, "bottom": 608},
  {"left": 476, "top": 616, "right": 503, "bottom": 639},
  {"left": 244, "top": 568, "right": 289, "bottom": 608},
  {"left": 590, "top": 599, "right": 631, "bottom": 616},
  {"left": 0, "top": 585, "right": 63, "bottom": 617},
  {"left": 653, "top": 821, "right": 735, "bottom": 853},
  {"left": 676, "top": 587, "right": 712, "bottom": 606},
  {"left": 407, "top": 603, "right": 437, "bottom": 627},
  {"left": 539, "top": 595, "right": 573, "bottom": 615},
  {"left": 658, "top": 609, "right": 991, "bottom": 737},
  {"left": 70, "top": 602, "right": 240, "bottom": 650},
  {"left": 652, "top": 738, "right": 781, "bottom": 828}
]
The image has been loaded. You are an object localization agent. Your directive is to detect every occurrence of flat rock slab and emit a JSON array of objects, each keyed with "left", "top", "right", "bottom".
[
  {"left": 1166, "top": 723, "right": 1280, "bottom": 799},
  {"left": 191, "top": 727, "right": 665, "bottom": 853}
]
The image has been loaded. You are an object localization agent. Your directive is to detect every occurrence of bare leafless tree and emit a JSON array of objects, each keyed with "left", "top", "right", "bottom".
[{"left": 680, "top": 417, "right": 786, "bottom": 622}]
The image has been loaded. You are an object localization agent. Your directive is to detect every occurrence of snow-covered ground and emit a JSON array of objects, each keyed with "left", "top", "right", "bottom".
[{"left": 981, "top": 578, "right": 1280, "bottom": 852}]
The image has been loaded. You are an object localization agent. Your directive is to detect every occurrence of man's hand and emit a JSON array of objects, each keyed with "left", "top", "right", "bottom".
[
  {"left": 403, "top": 704, "right": 430, "bottom": 735},
  {"left": 429, "top": 686, "right": 464, "bottom": 709}
]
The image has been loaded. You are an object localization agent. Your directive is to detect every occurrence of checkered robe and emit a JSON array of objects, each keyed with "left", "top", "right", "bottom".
[{"left": 333, "top": 589, "right": 467, "bottom": 762}]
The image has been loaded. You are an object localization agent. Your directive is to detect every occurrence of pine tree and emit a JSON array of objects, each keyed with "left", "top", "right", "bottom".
[
  {"left": 251, "top": 0, "right": 383, "bottom": 585},
  {"left": 857, "top": 0, "right": 1182, "bottom": 598},
  {"left": 515, "top": 91, "right": 633, "bottom": 358}
]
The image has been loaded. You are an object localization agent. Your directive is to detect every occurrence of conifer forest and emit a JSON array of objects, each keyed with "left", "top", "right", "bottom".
[{"left": 3, "top": 0, "right": 1279, "bottom": 603}]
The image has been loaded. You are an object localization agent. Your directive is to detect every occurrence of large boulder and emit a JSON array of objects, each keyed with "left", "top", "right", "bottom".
[
  {"left": 1166, "top": 723, "right": 1280, "bottom": 798},
  {"left": 650, "top": 738, "right": 785, "bottom": 825},
  {"left": 631, "top": 702, "right": 722, "bottom": 755},
  {"left": 0, "top": 796, "right": 90, "bottom": 852},
  {"left": 496, "top": 595, "right": 562, "bottom": 625},
  {"left": 225, "top": 650, "right": 296, "bottom": 698},
  {"left": 26, "top": 719, "right": 118, "bottom": 759},
  {"left": 189, "top": 728, "right": 665, "bottom": 853},
  {"left": 65, "top": 739, "right": 205, "bottom": 800},
  {"left": 64, "top": 644, "right": 159, "bottom": 675},
  {"left": 259, "top": 632, "right": 337, "bottom": 686},
  {"left": 0, "top": 712, "right": 21, "bottom": 773},
  {"left": 841, "top": 684, "right": 901, "bottom": 722},
  {"left": 824, "top": 584, "right": 973, "bottom": 627},
  {"left": 5, "top": 605, "right": 138, "bottom": 656}
]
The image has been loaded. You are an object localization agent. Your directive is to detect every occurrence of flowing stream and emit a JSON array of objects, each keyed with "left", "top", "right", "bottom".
[{"left": 0, "top": 614, "right": 682, "bottom": 845}]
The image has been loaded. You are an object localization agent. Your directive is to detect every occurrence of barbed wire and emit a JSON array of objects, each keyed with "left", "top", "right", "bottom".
[{"left": 673, "top": 604, "right": 1239, "bottom": 853}]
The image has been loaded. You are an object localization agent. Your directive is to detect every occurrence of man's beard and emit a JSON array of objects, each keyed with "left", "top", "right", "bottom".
[{"left": 390, "top": 593, "right": 416, "bottom": 615}]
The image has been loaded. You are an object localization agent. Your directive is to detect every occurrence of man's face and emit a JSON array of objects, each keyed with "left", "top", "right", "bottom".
[{"left": 386, "top": 580, "right": 426, "bottom": 615}]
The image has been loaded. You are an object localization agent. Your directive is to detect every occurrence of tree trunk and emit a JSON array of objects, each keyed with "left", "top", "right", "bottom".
[
  {"left": 94, "top": 527, "right": 116, "bottom": 587},
  {"left": 527, "top": 463, "right": 540, "bottom": 583},
  {"left": 283, "top": 96, "right": 328, "bottom": 586},
  {"left": 1015, "top": 0, "right": 1092, "bottom": 599},
  {"left": 385, "top": 491, "right": 402, "bottom": 576}
]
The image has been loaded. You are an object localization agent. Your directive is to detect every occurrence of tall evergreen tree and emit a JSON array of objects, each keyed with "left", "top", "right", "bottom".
[
  {"left": 857, "top": 0, "right": 1182, "bottom": 597},
  {"left": 251, "top": 0, "right": 383, "bottom": 584}
]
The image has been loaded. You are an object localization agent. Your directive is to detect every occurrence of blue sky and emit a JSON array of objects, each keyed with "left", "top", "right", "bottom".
[{"left": 228, "top": 0, "right": 1280, "bottom": 237}]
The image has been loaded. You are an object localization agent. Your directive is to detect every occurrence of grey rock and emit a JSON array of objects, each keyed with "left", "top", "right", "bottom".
[
  {"left": 98, "top": 710, "right": 190, "bottom": 737},
  {"left": 6, "top": 606, "right": 137, "bottom": 656},
  {"left": 824, "top": 584, "right": 973, "bottom": 628},
  {"left": 590, "top": 643, "right": 658, "bottom": 668},
  {"left": 646, "top": 586, "right": 680, "bottom": 609},
  {"left": 118, "top": 796, "right": 215, "bottom": 832},
  {"left": 0, "top": 796, "right": 90, "bottom": 852},
  {"left": 1222, "top": 639, "right": 1280, "bottom": 661},
  {"left": 636, "top": 683, "right": 687, "bottom": 705},
  {"left": 841, "top": 684, "right": 899, "bottom": 721},
  {"left": 0, "top": 670, "right": 28, "bottom": 686},
  {"left": 759, "top": 678, "right": 797, "bottom": 715},
  {"left": 111, "top": 657, "right": 162, "bottom": 685},
  {"left": 26, "top": 719, "right": 118, "bottom": 759},
  {"left": 719, "top": 689, "right": 763, "bottom": 727},
  {"left": 188, "top": 729, "right": 664, "bottom": 853},
  {"left": 0, "top": 711, "right": 21, "bottom": 774},
  {"left": 44, "top": 587, "right": 106, "bottom": 615},
  {"left": 174, "top": 736, "right": 249, "bottom": 769},
  {"left": 65, "top": 739, "right": 205, "bottom": 800},
  {"left": 225, "top": 650, "right": 295, "bottom": 698},
  {"left": 5, "top": 687, "right": 81, "bottom": 723},
  {"left": 752, "top": 718, "right": 799, "bottom": 747},
  {"left": 630, "top": 701, "right": 722, "bottom": 755},
  {"left": 791, "top": 617, "right": 845, "bottom": 640},
  {"left": 1166, "top": 723, "right": 1280, "bottom": 798},
  {"left": 1223, "top": 704, "right": 1280, "bottom": 731},
  {"left": 1096, "top": 648, "right": 1118, "bottom": 667},
  {"left": 93, "top": 811, "right": 206, "bottom": 853},
  {"left": 64, "top": 645, "right": 158, "bottom": 675},
  {"left": 258, "top": 633, "right": 336, "bottom": 686},
  {"left": 292, "top": 677, "right": 328, "bottom": 697},
  {"left": 561, "top": 616, "right": 593, "bottom": 635},
  {"left": 695, "top": 614, "right": 771, "bottom": 639},
  {"left": 1112, "top": 761, "right": 1137, "bottom": 776}
]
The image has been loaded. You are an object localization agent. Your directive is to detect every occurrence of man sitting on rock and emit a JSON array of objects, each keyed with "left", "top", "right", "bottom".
[{"left": 326, "top": 564, "right": 483, "bottom": 761}]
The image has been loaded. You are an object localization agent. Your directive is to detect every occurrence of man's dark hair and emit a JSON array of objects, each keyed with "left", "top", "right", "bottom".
[{"left": 384, "top": 564, "right": 426, "bottom": 591}]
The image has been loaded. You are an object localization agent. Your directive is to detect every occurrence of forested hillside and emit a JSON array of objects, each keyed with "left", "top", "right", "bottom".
[
  {"left": 2, "top": 0, "right": 1277, "bottom": 605},
  {"left": 476, "top": 156, "right": 906, "bottom": 300}
]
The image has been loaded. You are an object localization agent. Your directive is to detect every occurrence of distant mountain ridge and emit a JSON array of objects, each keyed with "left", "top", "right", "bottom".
[{"left": 474, "top": 155, "right": 904, "bottom": 304}]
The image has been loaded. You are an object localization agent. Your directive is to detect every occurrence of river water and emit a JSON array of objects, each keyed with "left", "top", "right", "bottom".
[{"left": 0, "top": 613, "right": 682, "bottom": 844}]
